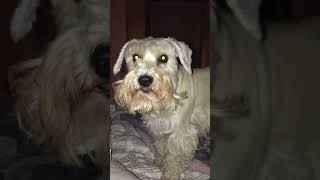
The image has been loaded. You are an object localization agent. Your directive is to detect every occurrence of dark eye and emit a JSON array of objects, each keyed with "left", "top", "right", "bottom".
[
  {"left": 158, "top": 54, "right": 168, "bottom": 63},
  {"left": 132, "top": 54, "right": 141, "bottom": 62}
]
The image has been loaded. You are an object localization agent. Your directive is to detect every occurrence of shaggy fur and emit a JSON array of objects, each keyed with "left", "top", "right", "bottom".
[
  {"left": 113, "top": 67, "right": 176, "bottom": 114},
  {"left": 10, "top": 0, "right": 110, "bottom": 41},
  {"left": 209, "top": 0, "right": 273, "bottom": 179},
  {"left": 113, "top": 37, "right": 210, "bottom": 179},
  {"left": 9, "top": 0, "right": 110, "bottom": 169}
]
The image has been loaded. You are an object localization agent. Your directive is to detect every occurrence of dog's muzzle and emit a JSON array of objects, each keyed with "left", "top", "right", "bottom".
[
  {"left": 138, "top": 74, "right": 153, "bottom": 93},
  {"left": 138, "top": 75, "right": 153, "bottom": 87}
]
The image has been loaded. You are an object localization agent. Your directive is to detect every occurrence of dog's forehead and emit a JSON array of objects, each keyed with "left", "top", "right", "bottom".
[{"left": 126, "top": 39, "right": 175, "bottom": 55}]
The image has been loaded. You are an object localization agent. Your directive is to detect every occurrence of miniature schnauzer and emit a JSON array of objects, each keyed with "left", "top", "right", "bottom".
[{"left": 113, "top": 37, "right": 210, "bottom": 179}]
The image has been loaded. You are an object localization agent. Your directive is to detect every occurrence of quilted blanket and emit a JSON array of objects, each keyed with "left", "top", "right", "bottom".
[{"left": 110, "top": 104, "right": 210, "bottom": 180}]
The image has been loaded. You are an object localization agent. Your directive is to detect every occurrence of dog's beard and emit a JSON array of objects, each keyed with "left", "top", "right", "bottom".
[{"left": 113, "top": 68, "right": 176, "bottom": 114}]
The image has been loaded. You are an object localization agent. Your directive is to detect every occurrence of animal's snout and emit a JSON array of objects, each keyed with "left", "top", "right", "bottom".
[
  {"left": 138, "top": 75, "right": 153, "bottom": 87},
  {"left": 90, "top": 44, "right": 109, "bottom": 78}
]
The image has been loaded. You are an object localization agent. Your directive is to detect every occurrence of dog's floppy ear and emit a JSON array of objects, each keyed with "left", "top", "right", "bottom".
[
  {"left": 10, "top": 0, "right": 40, "bottom": 42},
  {"left": 226, "top": 0, "right": 262, "bottom": 40},
  {"left": 113, "top": 39, "right": 138, "bottom": 75},
  {"left": 167, "top": 38, "right": 193, "bottom": 74}
]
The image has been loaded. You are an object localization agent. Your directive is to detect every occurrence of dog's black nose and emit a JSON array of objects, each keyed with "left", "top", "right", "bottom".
[
  {"left": 138, "top": 75, "right": 153, "bottom": 87},
  {"left": 90, "top": 44, "right": 109, "bottom": 78}
]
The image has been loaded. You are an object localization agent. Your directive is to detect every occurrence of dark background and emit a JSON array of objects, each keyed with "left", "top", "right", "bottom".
[
  {"left": 0, "top": 0, "right": 318, "bottom": 179},
  {"left": 0, "top": 0, "right": 55, "bottom": 115},
  {"left": 0, "top": 0, "right": 319, "bottom": 120}
]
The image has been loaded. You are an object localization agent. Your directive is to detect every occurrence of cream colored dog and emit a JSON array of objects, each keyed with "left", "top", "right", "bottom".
[
  {"left": 8, "top": 0, "right": 109, "bottom": 170},
  {"left": 211, "top": 0, "right": 320, "bottom": 179},
  {"left": 113, "top": 37, "right": 210, "bottom": 179}
]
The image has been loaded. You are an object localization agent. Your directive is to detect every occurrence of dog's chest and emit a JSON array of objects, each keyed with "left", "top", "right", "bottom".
[{"left": 143, "top": 111, "right": 181, "bottom": 137}]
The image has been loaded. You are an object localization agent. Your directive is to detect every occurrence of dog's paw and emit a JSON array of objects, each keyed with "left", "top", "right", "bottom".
[
  {"left": 160, "top": 174, "right": 176, "bottom": 180},
  {"left": 160, "top": 166, "right": 180, "bottom": 180},
  {"left": 160, "top": 176, "right": 172, "bottom": 180}
]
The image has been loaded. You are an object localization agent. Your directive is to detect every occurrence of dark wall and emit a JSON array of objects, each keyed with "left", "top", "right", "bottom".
[
  {"left": 1, "top": 0, "right": 320, "bottom": 113},
  {"left": 0, "top": 0, "right": 20, "bottom": 113},
  {"left": 261, "top": 0, "right": 320, "bottom": 20},
  {"left": 110, "top": 0, "right": 209, "bottom": 85},
  {"left": 147, "top": 0, "right": 209, "bottom": 68}
]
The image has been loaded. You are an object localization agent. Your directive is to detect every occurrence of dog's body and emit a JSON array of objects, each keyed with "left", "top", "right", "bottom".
[
  {"left": 9, "top": 0, "right": 109, "bottom": 169},
  {"left": 258, "top": 16, "right": 320, "bottom": 180},
  {"left": 212, "top": 1, "right": 320, "bottom": 179},
  {"left": 146, "top": 67, "right": 210, "bottom": 179},
  {"left": 212, "top": 11, "right": 270, "bottom": 180},
  {"left": 113, "top": 37, "right": 210, "bottom": 179}
]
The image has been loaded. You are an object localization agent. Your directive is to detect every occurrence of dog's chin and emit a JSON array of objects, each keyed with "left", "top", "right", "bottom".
[
  {"left": 113, "top": 73, "right": 177, "bottom": 114},
  {"left": 129, "top": 90, "right": 156, "bottom": 114},
  {"left": 140, "top": 87, "right": 152, "bottom": 94},
  {"left": 128, "top": 88, "right": 176, "bottom": 115}
]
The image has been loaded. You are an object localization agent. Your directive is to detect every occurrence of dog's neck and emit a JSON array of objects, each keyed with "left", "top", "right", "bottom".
[{"left": 142, "top": 67, "right": 196, "bottom": 135}]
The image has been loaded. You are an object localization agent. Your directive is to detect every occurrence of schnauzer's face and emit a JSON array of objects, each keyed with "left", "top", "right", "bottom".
[
  {"left": 124, "top": 39, "right": 180, "bottom": 88},
  {"left": 113, "top": 38, "right": 192, "bottom": 114}
]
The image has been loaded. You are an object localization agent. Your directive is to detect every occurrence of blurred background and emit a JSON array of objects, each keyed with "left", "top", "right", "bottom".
[
  {"left": 1, "top": 0, "right": 320, "bottom": 113},
  {"left": 0, "top": 0, "right": 319, "bottom": 179}
]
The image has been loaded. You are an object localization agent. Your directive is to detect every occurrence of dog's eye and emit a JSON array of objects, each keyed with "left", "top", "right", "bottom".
[
  {"left": 158, "top": 54, "right": 168, "bottom": 63},
  {"left": 132, "top": 54, "right": 141, "bottom": 62}
]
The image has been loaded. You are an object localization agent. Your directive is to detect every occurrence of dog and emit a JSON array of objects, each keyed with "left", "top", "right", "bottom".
[
  {"left": 8, "top": 0, "right": 110, "bottom": 169},
  {"left": 112, "top": 37, "right": 210, "bottom": 179},
  {"left": 210, "top": 0, "right": 271, "bottom": 179},
  {"left": 212, "top": 0, "right": 320, "bottom": 180}
]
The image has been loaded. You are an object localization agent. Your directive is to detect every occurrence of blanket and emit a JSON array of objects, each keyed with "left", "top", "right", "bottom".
[{"left": 110, "top": 104, "right": 210, "bottom": 180}]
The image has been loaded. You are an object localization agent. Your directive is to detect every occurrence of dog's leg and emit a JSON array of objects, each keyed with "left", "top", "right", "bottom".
[
  {"left": 160, "top": 131, "right": 198, "bottom": 180},
  {"left": 154, "top": 137, "right": 167, "bottom": 168}
]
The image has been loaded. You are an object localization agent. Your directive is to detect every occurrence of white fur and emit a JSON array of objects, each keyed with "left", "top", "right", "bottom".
[
  {"left": 212, "top": 1, "right": 320, "bottom": 180},
  {"left": 9, "top": 0, "right": 110, "bottom": 169},
  {"left": 211, "top": 2, "right": 271, "bottom": 180},
  {"left": 10, "top": 0, "right": 40, "bottom": 42},
  {"left": 113, "top": 37, "right": 210, "bottom": 179},
  {"left": 10, "top": 0, "right": 110, "bottom": 41}
]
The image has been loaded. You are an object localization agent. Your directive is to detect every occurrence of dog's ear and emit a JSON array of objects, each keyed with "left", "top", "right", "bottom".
[
  {"left": 225, "top": 0, "right": 262, "bottom": 40},
  {"left": 113, "top": 39, "right": 138, "bottom": 75},
  {"left": 10, "top": 0, "right": 40, "bottom": 42},
  {"left": 167, "top": 38, "right": 193, "bottom": 74}
]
